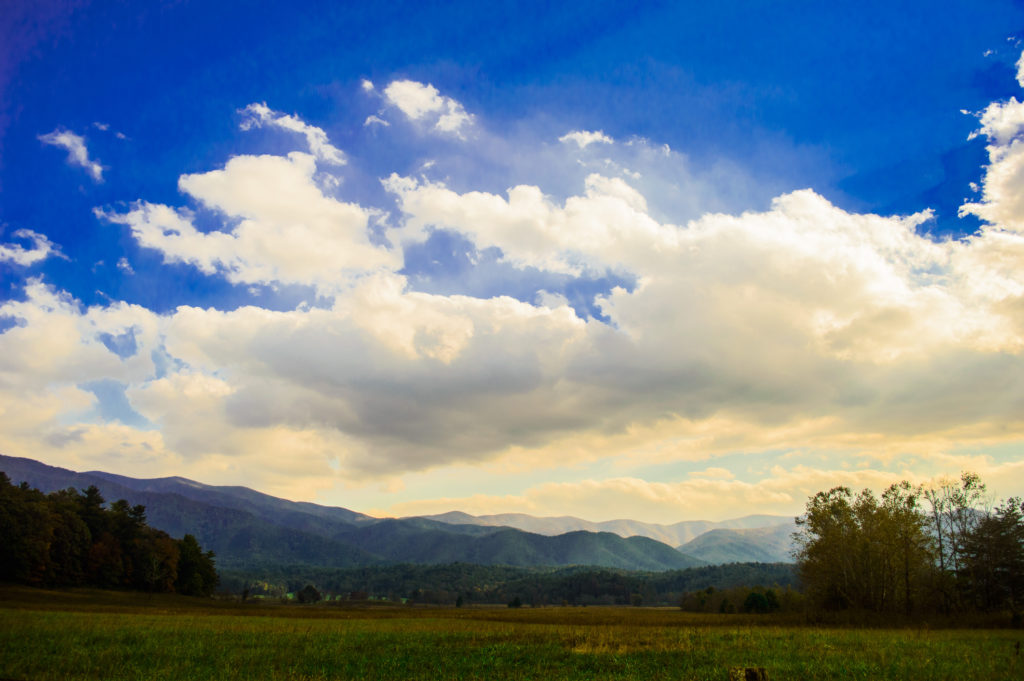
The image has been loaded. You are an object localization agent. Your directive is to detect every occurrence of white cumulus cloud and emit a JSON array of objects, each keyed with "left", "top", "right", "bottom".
[
  {"left": 98, "top": 152, "right": 396, "bottom": 292},
  {"left": 383, "top": 80, "right": 473, "bottom": 136},
  {"left": 960, "top": 97, "right": 1024, "bottom": 232}
]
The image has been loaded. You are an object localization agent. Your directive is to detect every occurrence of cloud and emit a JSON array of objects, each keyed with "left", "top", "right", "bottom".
[
  {"left": 382, "top": 80, "right": 473, "bottom": 136},
  {"left": 24, "top": 142, "right": 1024, "bottom": 488},
  {"left": 0, "top": 280, "right": 159, "bottom": 384},
  {"left": 363, "top": 114, "right": 389, "bottom": 127},
  {"left": 34, "top": 163, "right": 1024, "bottom": 482},
  {"left": 378, "top": 454, "right": 1024, "bottom": 523},
  {"left": 960, "top": 96, "right": 1024, "bottom": 232},
  {"left": 384, "top": 172, "right": 666, "bottom": 275},
  {"left": 375, "top": 467, "right": 911, "bottom": 522},
  {"left": 559, "top": 130, "right": 613, "bottom": 149},
  {"left": 689, "top": 467, "right": 735, "bottom": 480},
  {"left": 147, "top": 274, "right": 590, "bottom": 474},
  {"left": 239, "top": 102, "right": 346, "bottom": 165},
  {"left": 8, "top": 55, "right": 1024, "bottom": 514},
  {"left": 38, "top": 128, "right": 103, "bottom": 181},
  {"left": 0, "top": 229, "right": 62, "bottom": 266},
  {"left": 98, "top": 151, "right": 397, "bottom": 291}
]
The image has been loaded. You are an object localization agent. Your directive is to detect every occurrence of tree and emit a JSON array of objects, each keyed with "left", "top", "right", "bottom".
[
  {"left": 962, "top": 498, "right": 1024, "bottom": 613},
  {"left": 794, "top": 472, "right": 1024, "bottom": 618},
  {"left": 880, "top": 481, "right": 933, "bottom": 616},
  {"left": 131, "top": 528, "right": 179, "bottom": 592},
  {"left": 174, "top": 534, "right": 218, "bottom": 596},
  {"left": 742, "top": 588, "right": 780, "bottom": 614},
  {"left": 297, "top": 584, "right": 322, "bottom": 603},
  {"left": 87, "top": 532, "right": 125, "bottom": 587},
  {"left": 0, "top": 476, "right": 219, "bottom": 595},
  {"left": 924, "top": 472, "right": 988, "bottom": 611},
  {"left": 45, "top": 489, "right": 91, "bottom": 586},
  {"left": 742, "top": 591, "right": 769, "bottom": 613},
  {"left": 794, "top": 484, "right": 934, "bottom": 614},
  {"left": 76, "top": 485, "right": 108, "bottom": 539},
  {"left": 793, "top": 486, "right": 860, "bottom": 610},
  {"left": 0, "top": 474, "right": 54, "bottom": 584}
]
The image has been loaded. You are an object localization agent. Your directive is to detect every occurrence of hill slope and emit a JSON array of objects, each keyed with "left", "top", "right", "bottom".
[
  {"left": 422, "top": 511, "right": 795, "bottom": 556},
  {"left": 0, "top": 455, "right": 704, "bottom": 571},
  {"left": 677, "top": 523, "right": 797, "bottom": 564},
  {"left": 0, "top": 455, "right": 381, "bottom": 569},
  {"left": 336, "top": 521, "right": 703, "bottom": 570}
]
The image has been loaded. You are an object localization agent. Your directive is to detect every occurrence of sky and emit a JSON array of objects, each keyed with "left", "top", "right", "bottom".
[{"left": 3, "top": 1, "right": 1024, "bottom": 523}]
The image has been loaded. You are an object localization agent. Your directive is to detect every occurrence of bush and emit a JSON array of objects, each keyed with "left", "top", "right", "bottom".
[{"left": 297, "top": 584, "right": 322, "bottom": 603}]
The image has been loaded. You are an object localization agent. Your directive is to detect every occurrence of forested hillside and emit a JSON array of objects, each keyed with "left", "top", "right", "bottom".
[{"left": 0, "top": 456, "right": 704, "bottom": 572}]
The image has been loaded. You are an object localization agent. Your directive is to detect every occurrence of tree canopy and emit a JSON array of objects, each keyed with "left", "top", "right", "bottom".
[
  {"left": 0, "top": 473, "right": 217, "bottom": 595},
  {"left": 794, "top": 473, "right": 1024, "bottom": 616}
]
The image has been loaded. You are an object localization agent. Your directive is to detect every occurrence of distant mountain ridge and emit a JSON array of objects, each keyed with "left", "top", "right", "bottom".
[
  {"left": 0, "top": 455, "right": 711, "bottom": 572},
  {"left": 422, "top": 510, "right": 793, "bottom": 547},
  {"left": 676, "top": 523, "right": 797, "bottom": 564}
]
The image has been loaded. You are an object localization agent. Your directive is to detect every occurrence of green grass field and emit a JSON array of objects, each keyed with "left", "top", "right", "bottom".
[{"left": 1, "top": 586, "right": 1021, "bottom": 680}]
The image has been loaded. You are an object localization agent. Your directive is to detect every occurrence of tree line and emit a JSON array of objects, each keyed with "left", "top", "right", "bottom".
[
  {"left": 794, "top": 472, "right": 1024, "bottom": 617},
  {"left": 0, "top": 473, "right": 217, "bottom": 596},
  {"left": 678, "top": 584, "right": 803, "bottom": 614},
  {"left": 218, "top": 561, "right": 796, "bottom": 606}
]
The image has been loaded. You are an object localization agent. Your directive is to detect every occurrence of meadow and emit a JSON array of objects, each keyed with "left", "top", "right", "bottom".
[{"left": 0, "top": 586, "right": 1021, "bottom": 681}]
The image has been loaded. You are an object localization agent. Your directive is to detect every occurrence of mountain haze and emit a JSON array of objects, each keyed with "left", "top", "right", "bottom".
[
  {"left": 423, "top": 511, "right": 794, "bottom": 548},
  {"left": 677, "top": 523, "right": 797, "bottom": 564}
]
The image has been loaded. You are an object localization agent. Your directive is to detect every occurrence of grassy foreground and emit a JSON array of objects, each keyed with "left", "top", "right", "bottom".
[{"left": 0, "top": 587, "right": 1021, "bottom": 680}]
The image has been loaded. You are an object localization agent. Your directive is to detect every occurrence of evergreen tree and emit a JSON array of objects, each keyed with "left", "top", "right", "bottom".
[
  {"left": 0, "top": 474, "right": 217, "bottom": 595},
  {"left": 175, "top": 534, "right": 218, "bottom": 596},
  {"left": 0, "top": 475, "right": 53, "bottom": 584},
  {"left": 45, "top": 488, "right": 91, "bottom": 586},
  {"left": 962, "top": 498, "right": 1024, "bottom": 612}
]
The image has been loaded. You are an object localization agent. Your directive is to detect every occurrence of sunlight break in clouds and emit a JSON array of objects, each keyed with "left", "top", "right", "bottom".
[
  {"left": 5, "top": 58, "right": 1024, "bottom": 519},
  {"left": 38, "top": 128, "right": 104, "bottom": 181}
]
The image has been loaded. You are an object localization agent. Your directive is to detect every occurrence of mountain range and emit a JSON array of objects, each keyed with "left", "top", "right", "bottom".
[
  {"left": 0, "top": 455, "right": 796, "bottom": 571},
  {"left": 422, "top": 510, "right": 795, "bottom": 558}
]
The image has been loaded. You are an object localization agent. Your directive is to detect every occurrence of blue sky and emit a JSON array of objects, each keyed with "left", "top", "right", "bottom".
[{"left": 3, "top": 1, "right": 1024, "bottom": 522}]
